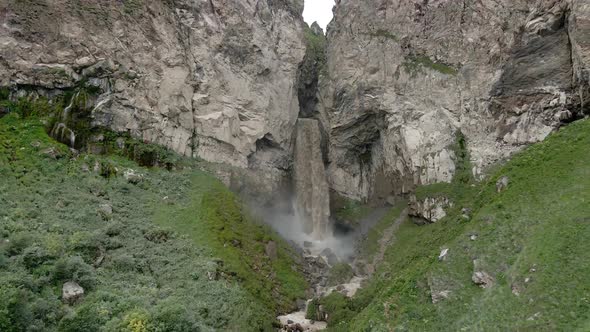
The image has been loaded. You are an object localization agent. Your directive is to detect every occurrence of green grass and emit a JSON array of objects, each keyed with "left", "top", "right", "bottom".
[
  {"left": 0, "top": 112, "right": 306, "bottom": 331},
  {"left": 403, "top": 55, "right": 459, "bottom": 76},
  {"left": 332, "top": 195, "right": 372, "bottom": 228},
  {"left": 326, "top": 119, "right": 590, "bottom": 331},
  {"left": 154, "top": 174, "right": 307, "bottom": 314},
  {"left": 359, "top": 203, "right": 407, "bottom": 259},
  {"left": 327, "top": 263, "right": 354, "bottom": 287},
  {"left": 367, "top": 29, "right": 399, "bottom": 41}
]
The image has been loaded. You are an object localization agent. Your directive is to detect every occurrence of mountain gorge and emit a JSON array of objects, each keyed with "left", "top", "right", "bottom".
[{"left": 0, "top": 0, "right": 589, "bottom": 331}]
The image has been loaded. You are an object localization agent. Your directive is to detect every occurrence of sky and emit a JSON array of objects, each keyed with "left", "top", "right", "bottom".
[{"left": 302, "top": 0, "right": 335, "bottom": 32}]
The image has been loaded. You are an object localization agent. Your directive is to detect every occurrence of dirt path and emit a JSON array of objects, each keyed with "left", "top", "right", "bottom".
[{"left": 366, "top": 208, "right": 408, "bottom": 276}]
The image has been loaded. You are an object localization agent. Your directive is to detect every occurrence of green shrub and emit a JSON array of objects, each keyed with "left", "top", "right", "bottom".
[
  {"left": 53, "top": 256, "right": 96, "bottom": 290},
  {"left": 320, "top": 292, "right": 355, "bottom": 326},
  {"left": 327, "top": 263, "right": 354, "bottom": 286}
]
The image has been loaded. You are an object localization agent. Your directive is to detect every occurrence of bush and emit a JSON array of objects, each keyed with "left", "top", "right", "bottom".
[
  {"left": 320, "top": 292, "right": 355, "bottom": 325},
  {"left": 327, "top": 263, "right": 354, "bottom": 286},
  {"left": 53, "top": 256, "right": 96, "bottom": 290}
]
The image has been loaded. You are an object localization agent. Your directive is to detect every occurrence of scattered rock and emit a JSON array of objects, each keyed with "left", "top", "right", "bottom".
[
  {"left": 265, "top": 241, "right": 277, "bottom": 261},
  {"left": 432, "top": 289, "right": 451, "bottom": 304},
  {"left": 428, "top": 276, "right": 452, "bottom": 304},
  {"left": 469, "top": 234, "right": 478, "bottom": 241},
  {"left": 81, "top": 163, "right": 90, "bottom": 172},
  {"left": 98, "top": 203, "right": 113, "bottom": 220},
  {"left": 511, "top": 283, "right": 522, "bottom": 296},
  {"left": 62, "top": 281, "right": 84, "bottom": 304},
  {"left": 124, "top": 169, "right": 143, "bottom": 184},
  {"left": 287, "top": 319, "right": 294, "bottom": 325},
  {"left": 496, "top": 176, "right": 510, "bottom": 193},
  {"left": 472, "top": 259, "right": 495, "bottom": 288},
  {"left": 527, "top": 312, "right": 542, "bottom": 321},
  {"left": 41, "top": 147, "right": 63, "bottom": 159},
  {"left": 206, "top": 270, "right": 218, "bottom": 281},
  {"left": 472, "top": 271, "right": 495, "bottom": 288},
  {"left": 438, "top": 248, "right": 449, "bottom": 261},
  {"left": 461, "top": 207, "right": 472, "bottom": 220},
  {"left": 30, "top": 140, "right": 41, "bottom": 148}
]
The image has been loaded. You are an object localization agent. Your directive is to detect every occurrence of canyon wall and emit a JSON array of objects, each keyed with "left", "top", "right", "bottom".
[
  {"left": 321, "top": 0, "right": 590, "bottom": 202},
  {"left": 0, "top": 0, "right": 305, "bottom": 191}
]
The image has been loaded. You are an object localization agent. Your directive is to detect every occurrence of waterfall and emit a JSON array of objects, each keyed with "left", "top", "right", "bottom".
[
  {"left": 293, "top": 118, "right": 331, "bottom": 241},
  {"left": 50, "top": 123, "right": 76, "bottom": 148}
]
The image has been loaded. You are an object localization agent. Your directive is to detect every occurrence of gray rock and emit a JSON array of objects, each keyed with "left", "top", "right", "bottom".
[
  {"left": 496, "top": 176, "right": 510, "bottom": 193},
  {"left": 438, "top": 248, "right": 449, "bottom": 262},
  {"left": 472, "top": 260, "right": 495, "bottom": 288},
  {"left": 41, "top": 147, "right": 62, "bottom": 159},
  {"left": 409, "top": 195, "right": 452, "bottom": 224},
  {"left": 1, "top": 0, "right": 305, "bottom": 197},
  {"left": 62, "top": 281, "right": 84, "bottom": 304},
  {"left": 98, "top": 204, "right": 113, "bottom": 220},
  {"left": 320, "top": 0, "right": 587, "bottom": 202},
  {"left": 124, "top": 169, "right": 143, "bottom": 184}
]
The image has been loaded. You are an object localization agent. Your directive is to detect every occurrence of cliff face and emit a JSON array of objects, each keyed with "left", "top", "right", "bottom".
[
  {"left": 0, "top": 0, "right": 305, "bottom": 187},
  {"left": 321, "top": 0, "right": 590, "bottom": 202}
]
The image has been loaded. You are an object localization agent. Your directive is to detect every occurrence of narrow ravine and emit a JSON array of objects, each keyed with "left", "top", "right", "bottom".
[{"left": 277, "top": 208, "right": 409, "bottom": 331}]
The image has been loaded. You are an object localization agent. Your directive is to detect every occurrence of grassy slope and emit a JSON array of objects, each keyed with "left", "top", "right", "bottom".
[
  {"left": 331, "top": 119, "right": 590, "bottom": 331},
  {"left": 0, "top": 113, "right": 305, "bottom": 331}
]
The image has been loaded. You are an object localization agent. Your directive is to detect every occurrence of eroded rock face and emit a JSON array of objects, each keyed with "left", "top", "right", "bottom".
[
  {"left": 0, "top": 0, "right": 305, "bottom": 189},
  {"left": 320, "top": 0, "right": 590, "bottom": 201}
]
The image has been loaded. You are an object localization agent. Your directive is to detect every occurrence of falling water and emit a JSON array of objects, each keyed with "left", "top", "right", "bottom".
[
  {"left": 293, "top": 118, "right": 331, "bottom": 241},
  {"left": 50, "top": 91, "right": 81, "bottom": 149},
  {"left": 50, "top": 123, "right": 76, "bottom": 148}
]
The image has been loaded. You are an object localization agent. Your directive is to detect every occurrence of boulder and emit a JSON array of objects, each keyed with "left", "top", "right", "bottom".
[
  {"left": 41, "top": 147, "right": 63, "bottom": 159},
  {"left": 98, "top": 203, "right": 113, "bottom": 220},
  {"left": 438, "top": 248, "right": 449, "bottom": 261},
  {"left": 124, "top": 169, "right": 144, "bottom": 184},
  {"left": 496, "top": 176, "right": 510, "bottom": 193},
  {"left": 472, "top": 260, "right": 495, "bottom": 288},
  {"left": 409, "top": 195, "right": 453, "bottom": 224},
  {"left": 62, "top": 281, "right": 84, "bottom": 304}
]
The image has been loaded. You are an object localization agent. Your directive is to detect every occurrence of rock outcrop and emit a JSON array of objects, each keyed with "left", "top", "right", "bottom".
[
  {"left": 320, "top": 0, "right": 590, "bottom": 202},
  {"left": 62, "top": 281, "right": 84, "bottom": 305},
  {"left": 409, "top": 195, "right": 453, "bottom": 224},
  {"left": 0, "top": 0, "right": 305, "bottom": 190}
]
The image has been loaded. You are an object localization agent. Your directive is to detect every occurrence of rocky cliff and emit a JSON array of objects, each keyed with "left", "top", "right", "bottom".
[
  {"left": 320, "top": 0, "right": 590, "bottom": 202},
  {"left": 0, "top": 0, "right": 305, "bottom": 190}
]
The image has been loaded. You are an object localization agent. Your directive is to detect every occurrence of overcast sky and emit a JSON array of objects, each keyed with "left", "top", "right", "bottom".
[{"left": 303, "top": 0, "right": 335, "bottom": 31}]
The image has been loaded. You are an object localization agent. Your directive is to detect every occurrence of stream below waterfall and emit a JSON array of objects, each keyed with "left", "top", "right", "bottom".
[{"left": 276, "top": 207, "right": 398, "bottom": 331}]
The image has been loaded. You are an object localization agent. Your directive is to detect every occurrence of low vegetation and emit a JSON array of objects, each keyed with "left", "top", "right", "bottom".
[
  {"left": 403, "top": 55, "right": 459, "bottom": 76},
  {"left": 0, "top": 98, "right": 306, "bottom": 330},
  {"left": 367, "top": 29, "right": 399, "bottom": 41},
  {"left": 323, "top": 119, "right": 590, "bottom": 330},
  {"left": 331, "top": 194, "right": 372, "bottom": 228}
]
